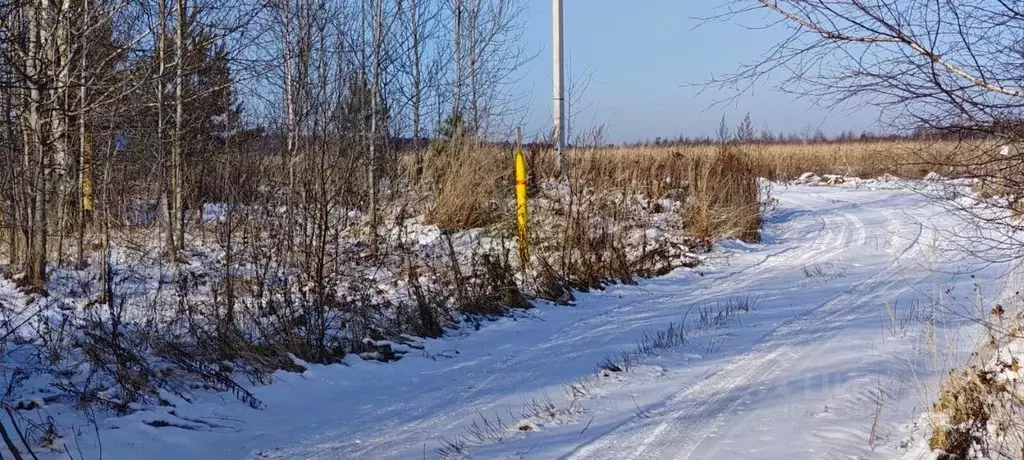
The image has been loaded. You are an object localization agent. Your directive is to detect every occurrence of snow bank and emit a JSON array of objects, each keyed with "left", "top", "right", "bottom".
[{"left": 789, "top": 171, "right": 956, "bottom": 191}]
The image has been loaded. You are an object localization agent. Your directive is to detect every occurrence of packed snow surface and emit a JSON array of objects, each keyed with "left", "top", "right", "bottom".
[{"left": 37, "top": 182, "right": 1015, "bottom": 459}]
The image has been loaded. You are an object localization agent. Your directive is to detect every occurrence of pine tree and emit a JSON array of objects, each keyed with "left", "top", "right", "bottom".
[{"left": 736, "top": 113, "right": 755, "bottom": 143}]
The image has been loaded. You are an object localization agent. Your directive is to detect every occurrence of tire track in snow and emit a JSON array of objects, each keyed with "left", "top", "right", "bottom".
[
  {"left": 563, "top": 192, "right": 928, "bottom": 460},
  {"left": 442, "top": 193, "right": 868, "bottom": 457},
  {"left": 433, "top": 194, "right": 849, "bottom": 402}
]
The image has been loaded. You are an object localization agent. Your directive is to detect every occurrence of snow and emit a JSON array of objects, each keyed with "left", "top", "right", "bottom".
[{"left": 12, "top": 180, "right": 1019, "bottom": 459}]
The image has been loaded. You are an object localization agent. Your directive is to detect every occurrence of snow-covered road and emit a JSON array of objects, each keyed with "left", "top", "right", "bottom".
[
  {"left": 565, "top": 189, "right": 933, "bottom": 460},
  {"left": 92, "top": 183, "right": 1012, "bottom": 459}
]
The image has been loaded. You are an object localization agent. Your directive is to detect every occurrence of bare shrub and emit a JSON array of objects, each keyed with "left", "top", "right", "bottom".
[
  {"left": 465, "top": 252, "right": 531, "bottom": 313},
  {"left": 524, "top": 149, "right": 698, "bottom": 294}
]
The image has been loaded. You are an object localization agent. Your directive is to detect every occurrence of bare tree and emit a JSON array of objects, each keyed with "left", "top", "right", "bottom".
[
  {"left": 708, "top": 0, "right": 1024, "bottom": 257},
  {"left": 0, "top": 0, "right": 539, "bottom": 398},
  {"left": 564, "top": 57, "right": 594, "bottom": 145},
  {"left": 0, "top": 0, "right": 78, "bottom": 289},
  {"left": 396, "top": 0, "right": 443, "bottom": 179},
  {"left": 458, "top": 0, "right": 527, "bottom": 136},
  {"left": 171, "top": 0, "right": 187, "bottom": 258},
  {"left": 708, "top": 2, "right": 1024, "bottom": 130},
  {"left": 450, "top": 0, "right": 462, "bottom": 119}
]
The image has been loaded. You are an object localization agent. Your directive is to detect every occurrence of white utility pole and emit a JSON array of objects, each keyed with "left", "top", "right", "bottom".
[{"left": 553, "top": 0, "right": 565, "bottom": 173}]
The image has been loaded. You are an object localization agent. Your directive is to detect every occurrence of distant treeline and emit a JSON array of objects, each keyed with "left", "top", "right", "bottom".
[{"left": 625, "top": 128, "right": 978, "bottom": 148}]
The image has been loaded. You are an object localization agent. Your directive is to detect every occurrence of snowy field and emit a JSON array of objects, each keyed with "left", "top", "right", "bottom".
[{"left": 32, "top": 180, "right": 1016, "bottom": 459}]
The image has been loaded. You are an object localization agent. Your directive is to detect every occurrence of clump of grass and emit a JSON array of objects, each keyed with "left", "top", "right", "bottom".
[
  {"left": 687, "top": 149, "right": 761, "bottom": 244},
  {"left": 434, "top": 410, "right": 510, "bottom": 459},
  {"left": 802, "top": 262, "right": 848, "bottom": 279},
  {"left": 633, "top": 321, "right": 689, "bottom": 357},
  {"left": 435, "top": 384, "right": 590, "bottom": 458},
  {"left": 426, "top": 141, "right": 511, "bottom": 231},
  {"left": 928, "top": 306, "right": 1024, "bottom": 459},
  {"left": 929, "top": 365, "right": 994, "bottom": 458},
  {"left": 694, "top": 296, "right": 756, "bottom": 329},
  {"left": 598, "top": 296, "right": 759, "bottom": 374}
]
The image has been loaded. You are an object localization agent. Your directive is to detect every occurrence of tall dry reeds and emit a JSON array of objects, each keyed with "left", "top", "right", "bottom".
[
  {"left": 686, "top": 148, "right": 761, "bottom": 243},
  {"left": 405, "top": 138, "right": 966, "bottom": 257},
  {"left": 525, "top": 140, "right": 956, "bottom": 185},
  {"left": 422, "top": 139, "right": 513, "bottom": 232}
]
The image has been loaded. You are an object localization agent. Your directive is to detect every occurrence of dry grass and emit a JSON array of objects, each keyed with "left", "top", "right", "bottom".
[
  {"left": 411, "top": 139, "right": 960, "bottom": 243},
  {"left": 399, "top": 139, "right": 964, "bottom": 319},
  {"left": 423, "top": 140, "right": 513, "bottom": 231},
  {"left": 528, "top": 140, "right": 960, "bottom": 185},
  {"left": 928, "top": 308, "right": 1024, "bottom": 459},
  {"left": 685, "top": 148, "right": 761, "bottom": 243},
  {"left": 929, "top": 365, "right": 993, "bottom": 457}
]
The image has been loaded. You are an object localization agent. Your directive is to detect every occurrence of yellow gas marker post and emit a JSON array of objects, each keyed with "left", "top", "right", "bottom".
[{"left": 515, "top": 128, "right": 529, "bottom": 266}]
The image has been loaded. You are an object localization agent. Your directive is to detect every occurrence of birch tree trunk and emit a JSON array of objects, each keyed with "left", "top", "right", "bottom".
[
  {"left": 158, "top": 0, "right": 173, "bottom": 257},
  {"left": 172, "top": 0, "right": 186, "bottom": 257},
  {"left": 407, "top": 0, "right": 424, "bottom": 180},
  {"left": 51, "top": 0, "right": 71, "bottom": 266},
  {"left": 368, "top": 0, "right": 385, "bottom": 254},
  {"left": 25, "top": 1, "right": 49, "bottom": 290},
  {"left": 452, "top": 0, "right": 462, "bottom": 119},
  {"left": 77, "top": 0, "right": 93, "bottom": 268},
  {"left": 282, "top": 0, "right": 297, "bottom": 265},
  {"left": 469, "top": 1, "right": 478, "bottom": 131}
]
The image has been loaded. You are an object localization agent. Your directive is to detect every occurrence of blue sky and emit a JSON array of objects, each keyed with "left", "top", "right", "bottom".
[{"left": 513, "top": 1, "right": 881, "bottom": 143}]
